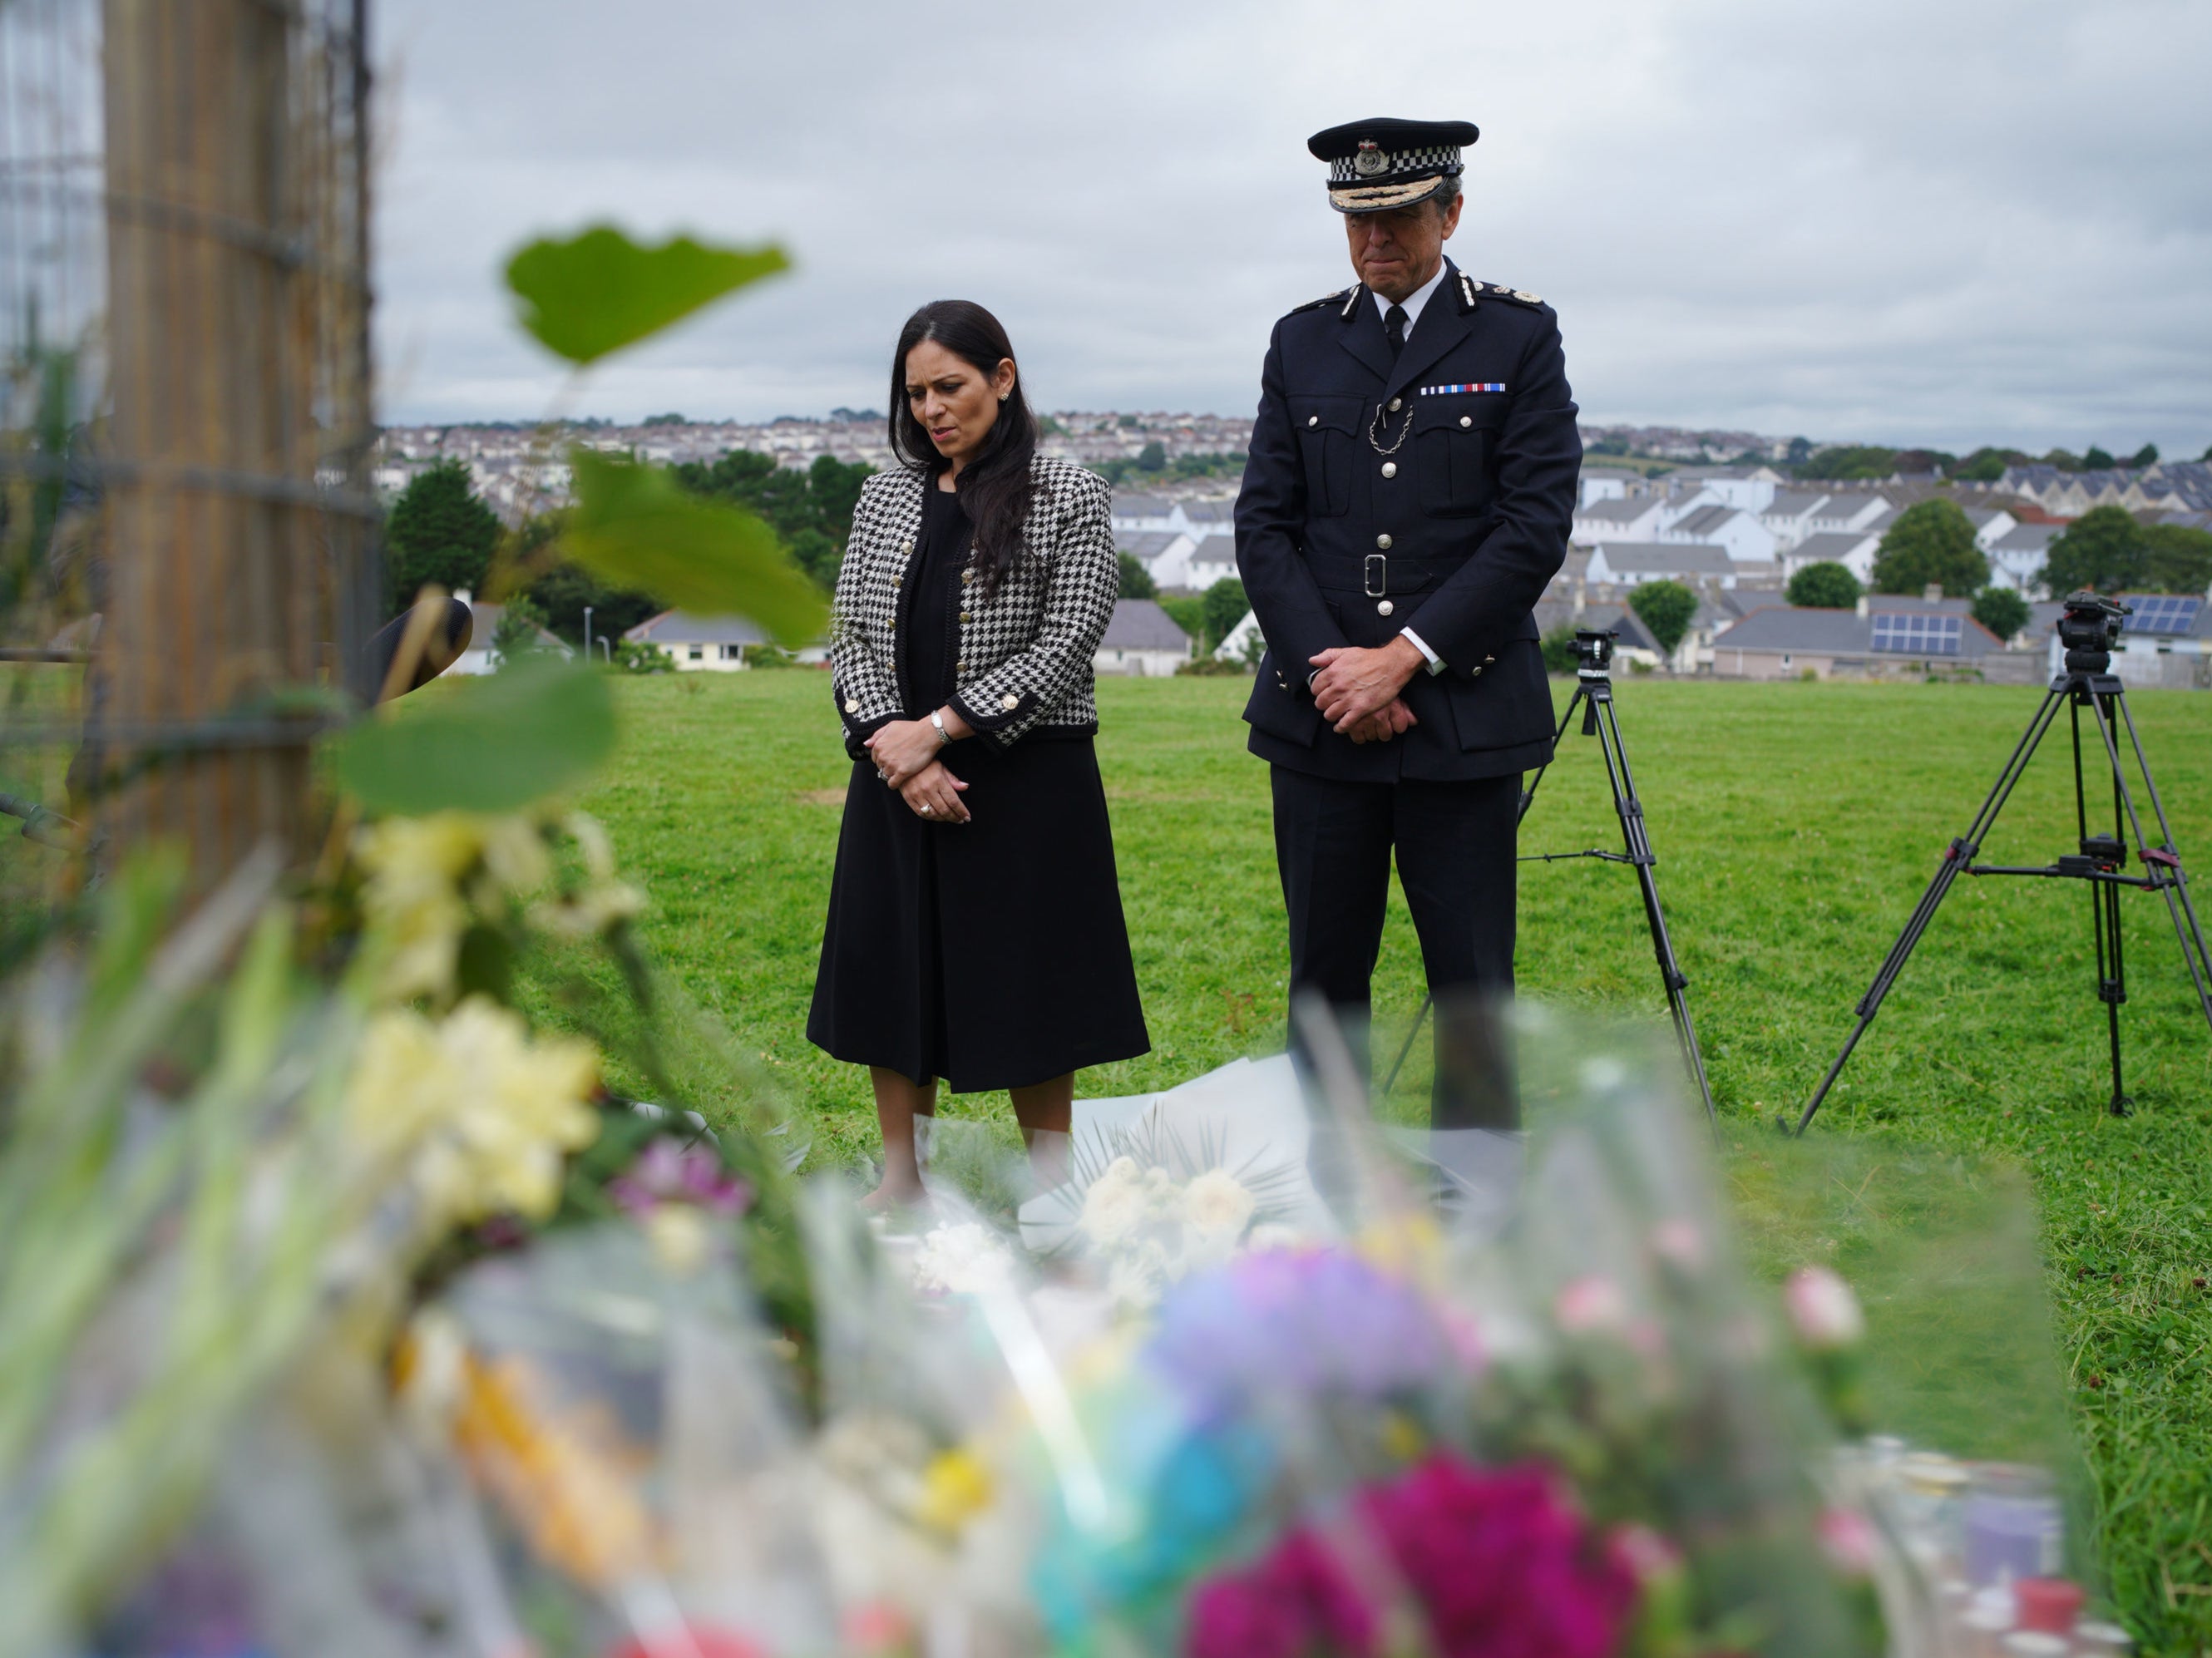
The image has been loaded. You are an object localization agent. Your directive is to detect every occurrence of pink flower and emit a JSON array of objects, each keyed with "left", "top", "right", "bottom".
[
  {"left": 1185, "top": 1456, "right": 1639, "bottom": 1658},
  {"left": 608, "top": 1137, "right": 751, "bottom": 1218},
  {"left": 1553, "top": 1275, "right": 1630, "bottom": 1335},
  {"left": 1817, "top": 1506, "right": 1879, "bottom": 1578},
  {"left": 1609, "top": 1523, "right": 1684, "bottom": 1582},
  {"left": 1783, "top": 1266, "right": 1866, "bottom": 1350}
]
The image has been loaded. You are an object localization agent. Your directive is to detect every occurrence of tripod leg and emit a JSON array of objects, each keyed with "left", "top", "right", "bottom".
[
  {"left": 2110, "top": 692, "right": 2212, "bottom": 1033},
  {"left": 1518, "top": 683, "right": 1583, "bottom": 826},
  {"left": 1382, "top": 992, "right": 1432, "bottom": 1097},
  {"left": 1796, "top": 683, "right": 2072, "bottom": 1133},
  {"left": 1592, "top": 694, "right": 1719, "bottom": 1132},
  {"left": 2074, "top": 698, "right": 2131, "bottom": 1115}
]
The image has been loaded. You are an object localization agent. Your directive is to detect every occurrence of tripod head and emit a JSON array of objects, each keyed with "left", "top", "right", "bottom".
[
  {"left": 1573, "top": 628, "right": 1617, "bottom": 682},
  {"left": 2059, "top": 590, "right": 2130, "bottom": 674}
]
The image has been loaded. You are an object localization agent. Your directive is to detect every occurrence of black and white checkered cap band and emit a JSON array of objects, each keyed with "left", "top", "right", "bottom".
[{"left": 1327, "top": 143, "right": 1463, "bottom": 185}]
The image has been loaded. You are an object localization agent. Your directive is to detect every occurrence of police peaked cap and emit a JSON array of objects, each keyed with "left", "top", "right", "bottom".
[{"left": 1307, "top": 117, "right": 1479, "bottom": 215}]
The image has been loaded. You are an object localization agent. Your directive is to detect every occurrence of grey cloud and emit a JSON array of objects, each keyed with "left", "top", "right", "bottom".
[{"left": 374, "top": 0, "right": 2212, "bottom": 454}]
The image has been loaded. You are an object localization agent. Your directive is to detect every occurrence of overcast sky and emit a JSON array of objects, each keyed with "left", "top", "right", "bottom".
[{"left": 374, "top": 0, "right": 2212, "bottom": 455}]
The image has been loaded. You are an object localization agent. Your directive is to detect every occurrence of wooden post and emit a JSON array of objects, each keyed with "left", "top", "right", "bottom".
[{"left": 97, "top": 0, "right": 372, "bottom": 885}]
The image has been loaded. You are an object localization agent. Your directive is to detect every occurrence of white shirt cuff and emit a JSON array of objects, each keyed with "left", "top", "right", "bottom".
[{"left": 1399, "top": 627, "right": 1447, "bottom": 675}]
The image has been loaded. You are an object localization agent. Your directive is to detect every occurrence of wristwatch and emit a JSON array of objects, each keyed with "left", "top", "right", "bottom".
[{"left": 930, "top": 711, "right": 952, "bottom": 746}]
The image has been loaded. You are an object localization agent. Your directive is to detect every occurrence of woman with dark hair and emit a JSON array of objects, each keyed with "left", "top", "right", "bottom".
[{"left": 807, "top": 299, "right": 1148, "bottom": 1209}]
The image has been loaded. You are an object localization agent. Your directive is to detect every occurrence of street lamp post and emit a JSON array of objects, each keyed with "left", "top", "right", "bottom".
[{"left": 582, "top": 604, "right": 593, "bottom": 666}]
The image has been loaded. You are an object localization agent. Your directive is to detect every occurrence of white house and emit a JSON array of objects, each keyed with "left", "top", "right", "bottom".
[
  {"left": 1094, "top": 599, "right": 1193, "bottom": 677},
  {"left": 1215, "top": 606, "right": 1265, "bottom": 665},
  {"left": 445, "top": 590, "right": 575, "bottom": 677},
  {"left": 623, "top": 609, "right": 770, "bottom": 670},
  {"left": 1586, "top": 541, "right": 1741, "bottom": 589},
  {"left": 1986, "top": 522, "right": 2063, "bottom": 597},
  {"left": 1109, "top": 491, "right": 1183, "bottom": 534},
  {"left": 1807, "top": 492, "right": 1893, "bottom": 536},
  {"left": 1759, "top": 489, "right": 1831, "bottom": 553},
  {"left": 1572, "top": 496, "right": 1667, "bottom": 545},
  {"left": 1965, "top": 506, "right": 2017, "bottom": 550},
  {"left": 1118, "top": 529, "right": 1198, "bottom": 590},
  {"left": 1659, "top": 465, "right": 1781, "bottom": 513},
  {"left": 1657, "top": 501, "right": 1779, "bottom": 566},
  {"left": 1577, "top": 466, "right": 1644, "bottom": 506},
  {"left": 1781, "top": 530, "right": 1882, "bottom": 583},
  {"left": 1180, "top": 532, "right": 1240, "bottom": 593}
]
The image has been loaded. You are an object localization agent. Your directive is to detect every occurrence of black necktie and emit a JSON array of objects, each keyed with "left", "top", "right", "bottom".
[{"left": 1385, "top": 303, "right": 1408, "bottom": 358}]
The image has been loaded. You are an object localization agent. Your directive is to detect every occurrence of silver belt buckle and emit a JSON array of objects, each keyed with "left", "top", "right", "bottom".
[{"left": 1364, "top": 553, "right": 1387, "bottom": 598}]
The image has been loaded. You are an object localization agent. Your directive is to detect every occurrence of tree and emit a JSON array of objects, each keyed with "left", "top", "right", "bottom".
[
  {"left": 1797, "top": 444, "right": 1898, "bottom": 481},
  {"left": 1971, "top": 587, "right": 2031, "bottom": 644},
  {"left": 1117, "top": 551, "right": 1158, "bottom": 600},
  {"left": 1200, "top": 576, "right": 1249, "bottom": 651},
  {"left": 2082, "top": 446, "right": 2116, "bottom": 471},
  {"left": 1540, "top": 624, "right": 1579, "bottom": 674},
  {"left": 670, "top": 447, "right": 875, "bottom": 593},
  {"left": 2038, "top": 506, "right": 2147, "bottom": 595},
  {"left": 1786, "top": 561, "right": 1862, "bottom": 609},
  {"left": 639, "top": 412, "right": 687, "bottom": 427},
  {"left": 2041, "top": 449, "right": 2084, "bottom": 471},
  {"left": 2141, "top": 523, "right": 2212, "bottom": 595},
  {"left": 1890, "top": 448, "right": 1956, "bottom": 477},
  {"left": 1870, "top": 499, "right": 1987, "bottom": 596},
  {"left": 385, "top": 457, "right": 500, "bottom": 610},
  {"left": 526, "top": 560, "right": 660, "bottom": 649},
  {"left": 1627, "top": 579, "right": 1697, "bottom": 659},
  {"left": 2128, "top": 442, "right": 2159, "bottom": 469},
  {"left": 1136, "top": 441, "right": 1167, "bottom": 474},
  {"left": 1949, "top": 447, "right": 2023, "bottom": 483},
  {"left": 491, "top": 592, "right": 551, "bottom": 664}
]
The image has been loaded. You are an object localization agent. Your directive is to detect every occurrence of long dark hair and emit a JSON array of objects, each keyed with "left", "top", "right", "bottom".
[{"left": 888, "top": 300, "right": 1039, "bottom": 596}]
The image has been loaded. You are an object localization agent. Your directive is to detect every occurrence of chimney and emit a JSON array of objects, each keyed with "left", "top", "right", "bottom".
[
  {"left": 1855, "top": 595, "right": 1869, "bottom": 617},
  {"left": 1923, "top": 583, "right": 1943, "bottom": 603}
]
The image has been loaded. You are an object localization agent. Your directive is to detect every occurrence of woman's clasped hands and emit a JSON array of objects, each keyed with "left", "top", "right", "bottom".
[{"left": 866, "top": 716, "right": 973, "bottom": 824}]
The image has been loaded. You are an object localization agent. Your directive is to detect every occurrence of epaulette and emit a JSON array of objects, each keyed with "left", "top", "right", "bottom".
[
  {"left": 1469, "top": 278, "right": 1548, "bottom": 311},
  {"left": 1285, "top": 286, "right": 1355, "bottom": 318}
]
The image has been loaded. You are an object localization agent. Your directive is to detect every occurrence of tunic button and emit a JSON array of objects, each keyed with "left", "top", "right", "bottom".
[
  {"left": 1459, "top": 415, "right": 1473, "bottom": 429},
  {"left": 1376, "top": 533, "right": 1393, "bottom": 550},
  {"left": 1388, "top": 397, "right": 1402, "bottom": 412},
  {"left": 1381, "top": 461, "right": 1397, "bottom": 479},
  {"left": 1000, "top": 694, "right": 1019, "bottom": 711},
  {"left": 843, "top": 698, "right": 859, "bottom": 713},
  {"left": 1377, "top": 600, "right": 1395, "bottom": 617},
  {"left": 1471, "top": 665, "right": 1484, "bottom": 678},
  {"left": 1306, "top": 414, "right": 1319, "bottom": 427}
]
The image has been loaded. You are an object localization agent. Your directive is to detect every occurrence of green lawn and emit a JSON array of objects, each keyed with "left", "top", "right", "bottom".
[{"left": 570, "top": 669, "right": 2212, "bottom": 1651}]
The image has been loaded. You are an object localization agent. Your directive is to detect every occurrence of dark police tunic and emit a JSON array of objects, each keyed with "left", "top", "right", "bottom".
[{"left": 1233, "top": 258, "right": 1579, "bottom": 1121}]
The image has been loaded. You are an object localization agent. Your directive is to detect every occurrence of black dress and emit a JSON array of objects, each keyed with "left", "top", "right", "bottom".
[{"left": 807, "top": 483, "right": 1150, "bottom": 1093}]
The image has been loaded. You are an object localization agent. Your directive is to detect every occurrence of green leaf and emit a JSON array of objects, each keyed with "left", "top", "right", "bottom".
[
  {"left": 565, "top": 452, "right": 827, "bottom": 646},
  {"left": 505, "top": 227, "right": 788, "bottom": 365},
  {"left": 325, "top": 654, "right": 615, "bottom": 815}
]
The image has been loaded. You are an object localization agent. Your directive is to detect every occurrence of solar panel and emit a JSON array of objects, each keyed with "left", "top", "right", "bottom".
[
  {"left": 1870, "top": 613, "right": 1963, "bottom": 656},
  {"left": 2125, "top": 595, "right": 2203, "bottom": 636}
]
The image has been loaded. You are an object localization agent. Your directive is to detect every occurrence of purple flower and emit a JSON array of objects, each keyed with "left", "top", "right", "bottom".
[
  {"left": 1183, "top": 1456, "right": 1638, "bottom": 1658},
  {"left": 1146, "top": 1248, "right": 1444, "bottom": 1414},
  {"left": 608, "top": 1137, "right": 751, "bottom": 1218},
  {"left": 1185, "top": 1529, "right": 1378, "bottom": 1658}
]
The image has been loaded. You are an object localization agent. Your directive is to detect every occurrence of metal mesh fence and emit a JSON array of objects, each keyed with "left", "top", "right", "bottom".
[{"left": 1, "top": 0, "right": 380, "bottom": 883}]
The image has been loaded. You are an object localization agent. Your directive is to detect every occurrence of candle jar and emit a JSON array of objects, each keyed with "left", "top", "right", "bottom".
[{"left": 1963, "top": 1464, "right": 2063, "bottom": 1588}]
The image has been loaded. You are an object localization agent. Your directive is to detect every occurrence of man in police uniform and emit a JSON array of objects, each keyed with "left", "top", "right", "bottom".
[{"left": 1234, "top": 116, "right": 1579, "bottom": 1127}]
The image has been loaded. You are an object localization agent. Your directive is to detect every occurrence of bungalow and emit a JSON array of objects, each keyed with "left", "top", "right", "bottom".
[
  {"left": 1094, "top": 599, "right": 1194, "bottom": 678},
  {"left": 623, "top": 609, "right": 772, "bottom": 670},
  {"left": 1586, "top": 540, "right": 1741, "bottom": 589},
  {"left": 445, "top": 590, "right": 575, "bottom": 676},
  {"left": 1709, "top": 596, "right": 2003, "bottom": 681}
]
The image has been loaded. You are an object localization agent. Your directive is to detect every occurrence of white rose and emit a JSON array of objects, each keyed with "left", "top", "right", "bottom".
[
  {"left": 913, "top": 1222, "right": 1015, "bottom": 1295},
  {"left": 1080, "top": 1175, "right": 1149, "bottom": 1246},
  {"left": 1106, "top": 1251, "right": 1165, "bottom": 1311},
  {"left": 1183, "top": 1169, "right": 1257, "bottom": 1239}
]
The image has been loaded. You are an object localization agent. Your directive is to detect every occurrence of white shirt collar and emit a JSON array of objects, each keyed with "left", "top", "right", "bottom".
[{"left": 1371, "top": 259, "right": 1451, "bottom": 333}]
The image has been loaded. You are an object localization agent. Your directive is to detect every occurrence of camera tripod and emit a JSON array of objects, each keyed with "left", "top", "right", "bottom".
[
  {"left": 1385, "top": 629, "right": 1718, "bottom": 1128},
  {"left": 1795, "top": 623, "right": 2212, "bottom": 1134}
]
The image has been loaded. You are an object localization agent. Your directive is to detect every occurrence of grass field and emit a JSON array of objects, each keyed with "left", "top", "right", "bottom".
[{"left": 568, "top": 669, "right": 2212, "bottom": 1652}]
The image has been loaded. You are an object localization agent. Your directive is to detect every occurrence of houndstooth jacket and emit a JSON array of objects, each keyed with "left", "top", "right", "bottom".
[{"left": 829, "top": 455, "right": 1119, "bottom": 756}]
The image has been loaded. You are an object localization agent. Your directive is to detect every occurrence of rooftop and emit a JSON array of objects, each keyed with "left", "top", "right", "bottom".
[
  {"left": 1099, "top": 598, "right": 1193, "bottom": 651},
  {"left": 623, "top": 609, "right": 768, "bottom": 646},
  {"left": 1592, "top": 540, "right": 1737, "bottom": 575}
]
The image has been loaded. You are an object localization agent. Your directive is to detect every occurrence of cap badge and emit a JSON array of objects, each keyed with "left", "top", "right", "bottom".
[{"left": 1352, "top": 140, "right": 1388, "bottom": 177}]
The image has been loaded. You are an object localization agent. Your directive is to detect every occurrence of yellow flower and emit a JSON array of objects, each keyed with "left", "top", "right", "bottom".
[
  {"left": 643, "top": 1203, "right": 713, "bottom": 1275},
  {"left": 347, "top": 996, "right": 600, "bottom": 1228},
  {"left": 354, "top": 812, "right": 552, "bottom": 1003},
  {"left": 913, "top": 1448, "right": 994, "bottom": 1535}
]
